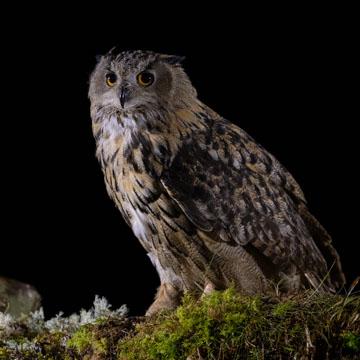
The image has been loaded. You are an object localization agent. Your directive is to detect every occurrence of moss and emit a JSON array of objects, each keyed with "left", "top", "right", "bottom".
[
  {"left": 0, "top": 347, "right": 9, "bottom": 360},
  {"left": 342, "top": 332, "right": 360, "bottom": 353},
  {"left": 64, "top": 318, "right": 140, "bottom": 359},
  {"left": 1, "top": 289, "right": 359, "bottom": 359},
  {"left": 66, "top": 324, "right": 95, "bottom": 355},
  {"left": 272, "top": 299, "right": 296, "bottom": 316},
  {"left": 117, "top": 288, "right": 360, "bottom": 359},
  {"left": 94, "top": 336, "right": 109, "bottom": 355},
  {"left": 65, "top": 324, "right": 111, "bottom": 358}
]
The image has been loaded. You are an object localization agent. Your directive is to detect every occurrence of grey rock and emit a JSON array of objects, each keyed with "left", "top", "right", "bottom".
[{"left": 0, "top": 276, "right": 41, "bottom": 318}]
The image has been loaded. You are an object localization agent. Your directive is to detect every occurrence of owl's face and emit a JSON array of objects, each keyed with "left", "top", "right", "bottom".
[{"left": 89, "top": 50, "right": 196, "bottom": 113}]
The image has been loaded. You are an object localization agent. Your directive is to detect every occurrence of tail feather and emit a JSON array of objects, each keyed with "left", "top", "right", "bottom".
[{"left": 299, "top": 203, "right": 346, "bottom": 291}]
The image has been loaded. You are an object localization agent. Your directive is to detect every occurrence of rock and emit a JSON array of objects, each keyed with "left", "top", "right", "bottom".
[{"left": 0, "top": 276, "right": 41, "bottom": 318}]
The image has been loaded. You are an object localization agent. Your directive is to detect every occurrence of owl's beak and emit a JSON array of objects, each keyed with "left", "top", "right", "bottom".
[{"left": 119, "top": 85, "right": 127, "bottom": 109}]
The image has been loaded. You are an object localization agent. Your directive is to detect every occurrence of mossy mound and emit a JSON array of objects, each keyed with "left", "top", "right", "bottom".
[
  {"left": 1, "top": 288, "right": 359, "bottom": 359},
  {"left": 117, "top": 288, "right": 359, "bottom": 359}
]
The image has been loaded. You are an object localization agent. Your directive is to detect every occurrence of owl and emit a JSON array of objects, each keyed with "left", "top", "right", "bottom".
[{"left": 88, "top": 50, "right": 345, "bottom": 315}]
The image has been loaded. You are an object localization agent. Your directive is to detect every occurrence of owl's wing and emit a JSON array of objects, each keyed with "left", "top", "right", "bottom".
[{"left": 160, "top": 114, "right": 338, "bottom": 289}]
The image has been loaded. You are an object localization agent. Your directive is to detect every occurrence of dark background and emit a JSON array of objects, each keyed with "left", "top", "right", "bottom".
[{"left": 1, "top": 6, "right": 358, "bottom": 318}]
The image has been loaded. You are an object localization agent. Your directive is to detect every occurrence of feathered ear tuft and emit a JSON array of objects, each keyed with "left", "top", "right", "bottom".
[
  {"left": 104, "top": 46, "right": 121, "bottom": 58},
  {"left": 163, "top": 55, "right": 186, "bottom": 66}
]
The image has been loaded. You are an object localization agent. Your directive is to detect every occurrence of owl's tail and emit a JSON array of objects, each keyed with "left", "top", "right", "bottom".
[{"left": 299, "top": 204, "right": 346, "bottom": 292}]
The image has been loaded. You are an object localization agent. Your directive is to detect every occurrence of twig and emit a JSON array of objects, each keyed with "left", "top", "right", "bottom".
[{"left": 305, "top": 327, "right": 315, "bottom": 357}]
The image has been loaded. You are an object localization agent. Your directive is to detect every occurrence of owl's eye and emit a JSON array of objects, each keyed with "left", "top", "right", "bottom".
[
  {"left": 106, "top": 73, "right": 117, "bottom": 87},
  {"left": 137, "top": 72, "right": 154, "bottom": 87}
]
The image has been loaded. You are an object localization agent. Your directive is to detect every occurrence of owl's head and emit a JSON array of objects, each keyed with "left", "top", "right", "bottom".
[{"left": 89, "top": 50, "right": 197, "bottom": 112}]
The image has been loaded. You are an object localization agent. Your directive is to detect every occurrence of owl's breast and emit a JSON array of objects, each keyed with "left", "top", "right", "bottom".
[
  {"left": 92, "top": 110, "right": 192, "bottom": 258},
  {"left": 94, "top": 128, "right": 163, "bottom": 251},
  {"left": 102, "top": 152, "right": 163, "bottom": 251}
]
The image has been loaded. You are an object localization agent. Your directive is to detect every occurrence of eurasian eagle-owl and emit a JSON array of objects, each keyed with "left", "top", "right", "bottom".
[{"left": 88, "top": 49, "right": 345, "bottom": 315}]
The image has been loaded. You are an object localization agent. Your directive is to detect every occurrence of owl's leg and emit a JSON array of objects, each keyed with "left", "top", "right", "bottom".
[{"left": 145, "top": 283, "right": 182, "bottom": 316}]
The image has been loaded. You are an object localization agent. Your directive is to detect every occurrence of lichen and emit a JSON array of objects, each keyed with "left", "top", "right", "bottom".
[{"left": 0, "top": 295, "right": 127, "bottom": 359}]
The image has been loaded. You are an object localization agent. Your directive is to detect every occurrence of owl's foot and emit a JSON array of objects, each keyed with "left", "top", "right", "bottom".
[
  {"left": 200, "top": 282, "right": 216, "bottom": 298},
  {"left": 145, "top": 283, "right": 182, "bottom": 316}
]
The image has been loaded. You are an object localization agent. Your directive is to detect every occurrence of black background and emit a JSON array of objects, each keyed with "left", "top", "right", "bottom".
[{"left": 1, "top": 6, "right": 358, "bottom": 318}]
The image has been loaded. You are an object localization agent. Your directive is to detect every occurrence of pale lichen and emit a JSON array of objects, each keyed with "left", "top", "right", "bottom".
[{"left": 0, "top": 295, "right": 128, "bottom": 359}]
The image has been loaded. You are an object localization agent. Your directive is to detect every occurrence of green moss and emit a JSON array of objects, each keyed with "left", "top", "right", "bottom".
[
  {"left": 66, "top": 324, "right": 95, "bottom": 355},
  {"left": 65, "top": 327, "right": 110, "bottom": 358},
  {"left": 117, "top": 289, "right": 360, "bottom": 359},
  {"left": 0, "top": 347, "right": 9, "bottom": 360},
  {"left": 342, "top": 332, "right": 360, "bottom": 352},
  {"left": 272, "top": 299, "right": 296, "bottom": 316},
  {"left": 94, "top": 336, "right": 109, "bottom": 355}
]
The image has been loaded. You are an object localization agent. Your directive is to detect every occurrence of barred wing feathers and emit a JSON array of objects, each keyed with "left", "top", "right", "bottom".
[{"left": 161, "top": 114, "right": 344, "bottom": 291}]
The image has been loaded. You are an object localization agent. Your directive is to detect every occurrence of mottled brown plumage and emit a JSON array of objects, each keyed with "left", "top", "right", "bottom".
[{"left": 88, "top": 50, "right": 345, "bottom": 315}]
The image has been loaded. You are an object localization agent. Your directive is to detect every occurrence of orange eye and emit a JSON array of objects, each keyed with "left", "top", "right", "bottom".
[
  {"left": 137, "top": 72, "right": 154, "bottom": 87},
  {"left": 106, "top": 73, "right": 117, "bottom": 87}
]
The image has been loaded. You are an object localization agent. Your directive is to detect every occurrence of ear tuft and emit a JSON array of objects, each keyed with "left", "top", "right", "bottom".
[{"left": 163, "top": 55, "right": 186, "bottom": 66}]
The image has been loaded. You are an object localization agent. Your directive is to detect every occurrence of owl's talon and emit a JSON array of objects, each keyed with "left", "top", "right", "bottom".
[{"left": 146, "top": 283, "right": 182, "bottom": 316}]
